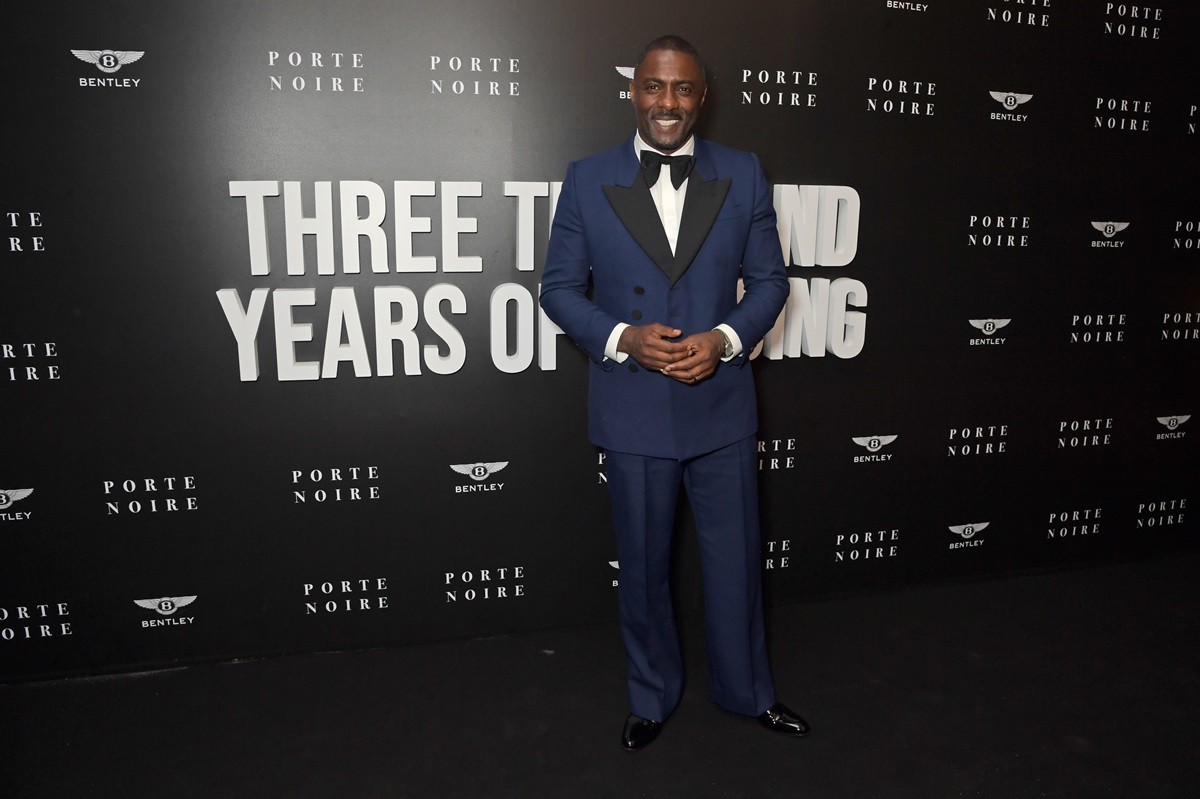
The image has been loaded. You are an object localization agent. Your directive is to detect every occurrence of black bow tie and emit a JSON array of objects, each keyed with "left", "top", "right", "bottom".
[{"left": 640, "top": 150, "right": 696, "bottom": 190}]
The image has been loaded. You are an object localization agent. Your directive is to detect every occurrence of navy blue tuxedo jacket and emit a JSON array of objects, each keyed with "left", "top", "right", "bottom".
[{"left": 541, "top": 135, "right": 789, "bottom": 460}]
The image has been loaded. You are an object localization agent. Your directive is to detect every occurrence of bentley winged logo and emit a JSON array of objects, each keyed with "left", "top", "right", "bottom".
[
  {"left": 0, "top": 488, "right": 34, "bottom": 509},
  {"left": 851, "top": 435, "right": 897, "bottom": 453},
  {"left": 969, "top": 319, "right": 1011, "bottom": 336},
  {"left": 989, "top": 91, "right": 1033, "bottom": 110},
  {"left": 1157, "top": 415, "right": 1191, "bottom": 430},
  {"left": 1092, "top": 221, "right": 1129, "bottom": 238},
  {"left": 134, "top": 596, "right": 197, "bottom": 616},
  {"left": 72, "top": 49, "right": 145, "bottom": 74},
  {"left": 615, "top": 66, "right": 635, "bottom": 80},
  {"left": 949, "top": 523, "right": 989, "bottom": 539},
  {"left": 450, "top": 462, "right": 509, "bottom": 481}
]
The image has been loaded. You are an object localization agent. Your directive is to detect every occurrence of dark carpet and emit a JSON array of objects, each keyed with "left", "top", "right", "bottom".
[{"left": 5, "top": 551, "right": 1199, "bottom": 798}]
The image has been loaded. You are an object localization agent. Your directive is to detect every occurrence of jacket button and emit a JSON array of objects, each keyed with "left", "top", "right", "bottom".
[
  {"left": 631, "top": 310, "right": 642, "bottom": 320},
  {"left": 633, "top": 285, "right": 645, "bottom": 295},
  {"left": 628, "top": 364, "right": 639, "bottom": 373}
]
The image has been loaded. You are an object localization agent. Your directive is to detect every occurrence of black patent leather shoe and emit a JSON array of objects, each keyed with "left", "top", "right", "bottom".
[
  {"left": 757, "top": 702, "right": 810, "bottom": 737},
  {"left": 621, "top": 714, "right": 662, "bottom": 751}
]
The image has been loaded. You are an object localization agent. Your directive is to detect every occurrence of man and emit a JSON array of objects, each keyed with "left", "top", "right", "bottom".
[{"left": 540, "top": 35, "right": 809, "bottom": 751}]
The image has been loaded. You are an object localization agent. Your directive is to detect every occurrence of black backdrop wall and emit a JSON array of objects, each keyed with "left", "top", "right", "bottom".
[{"left": 3, "top": 0, "right": 1197, "bottom": 681}]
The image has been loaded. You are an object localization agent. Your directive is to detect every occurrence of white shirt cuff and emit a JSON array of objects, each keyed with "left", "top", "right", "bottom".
[{"left": 605, "top": 323, "right": 631, "bottom": 362}]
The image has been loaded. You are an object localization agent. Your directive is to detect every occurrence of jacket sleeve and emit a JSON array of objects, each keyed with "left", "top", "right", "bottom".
[
  {"left": 721, "top": 153, "right": 789, "bottom": 360},
  {"left": 539, "top": 161, "right": 622, "bottom": 367}
]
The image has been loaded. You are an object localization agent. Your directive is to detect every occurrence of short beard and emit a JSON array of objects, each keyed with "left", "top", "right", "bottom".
[{"left": 642, "top": 122, "right": 687, "bottom": 153}]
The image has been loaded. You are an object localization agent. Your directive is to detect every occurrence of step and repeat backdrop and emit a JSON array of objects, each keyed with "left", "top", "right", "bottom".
[{"left": 3, "top": 1, "right": 1197, "bottom": 680}]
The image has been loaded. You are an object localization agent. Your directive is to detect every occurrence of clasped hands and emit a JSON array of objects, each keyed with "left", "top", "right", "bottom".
[{"left": 619, "top": 323, "right": 724, "bottom": 384}]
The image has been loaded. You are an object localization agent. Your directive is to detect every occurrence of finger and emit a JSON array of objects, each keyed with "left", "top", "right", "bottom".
[
  {"left": 662, "top": 350, "right": 705, "bottom": 372},
  {"left": 645, "top": 341, "right": 688, "bottom": 359},
  {"left": 665, "top": 360, "right": 704, "bottom": 380},
  {"left": 642, "top": 324, "right": 679, "bottom": 341},
  {"left": 646, "top": 349, "right": 690, "bottom": 370}
]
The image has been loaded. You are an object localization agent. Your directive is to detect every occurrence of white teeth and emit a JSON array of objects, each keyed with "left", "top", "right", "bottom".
[{"left": 656, "top": 119, "right": 679, "bottom": 126}]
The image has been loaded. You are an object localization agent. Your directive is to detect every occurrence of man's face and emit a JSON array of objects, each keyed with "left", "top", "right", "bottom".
[{"left": 630, "top": 48, "right": 706, "bottom": 154}]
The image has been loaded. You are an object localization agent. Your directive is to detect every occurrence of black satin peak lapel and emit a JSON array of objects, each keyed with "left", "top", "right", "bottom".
[
  {"left": 602, "top": 171, "right": 675, "bottom": 279},
  {"left": 670, "top": 175, "right": 731, "bottom": 286},
  {"left": 602, "top": 166, "right": 732, "bottom": 286}
]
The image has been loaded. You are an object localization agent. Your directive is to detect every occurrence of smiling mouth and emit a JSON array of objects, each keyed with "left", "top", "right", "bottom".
[{"left": 654, "top": 118, "right": 680, "bottom": 127}]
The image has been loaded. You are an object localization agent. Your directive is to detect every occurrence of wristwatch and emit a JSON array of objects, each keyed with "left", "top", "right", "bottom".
[{"left": 716, "top": 329, "right": 733, "bottom": 358}]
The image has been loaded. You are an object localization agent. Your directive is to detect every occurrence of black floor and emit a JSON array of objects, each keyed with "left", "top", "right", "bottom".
[{"left": 5, "top": 552, "right": 1200, "bottom": 798}]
